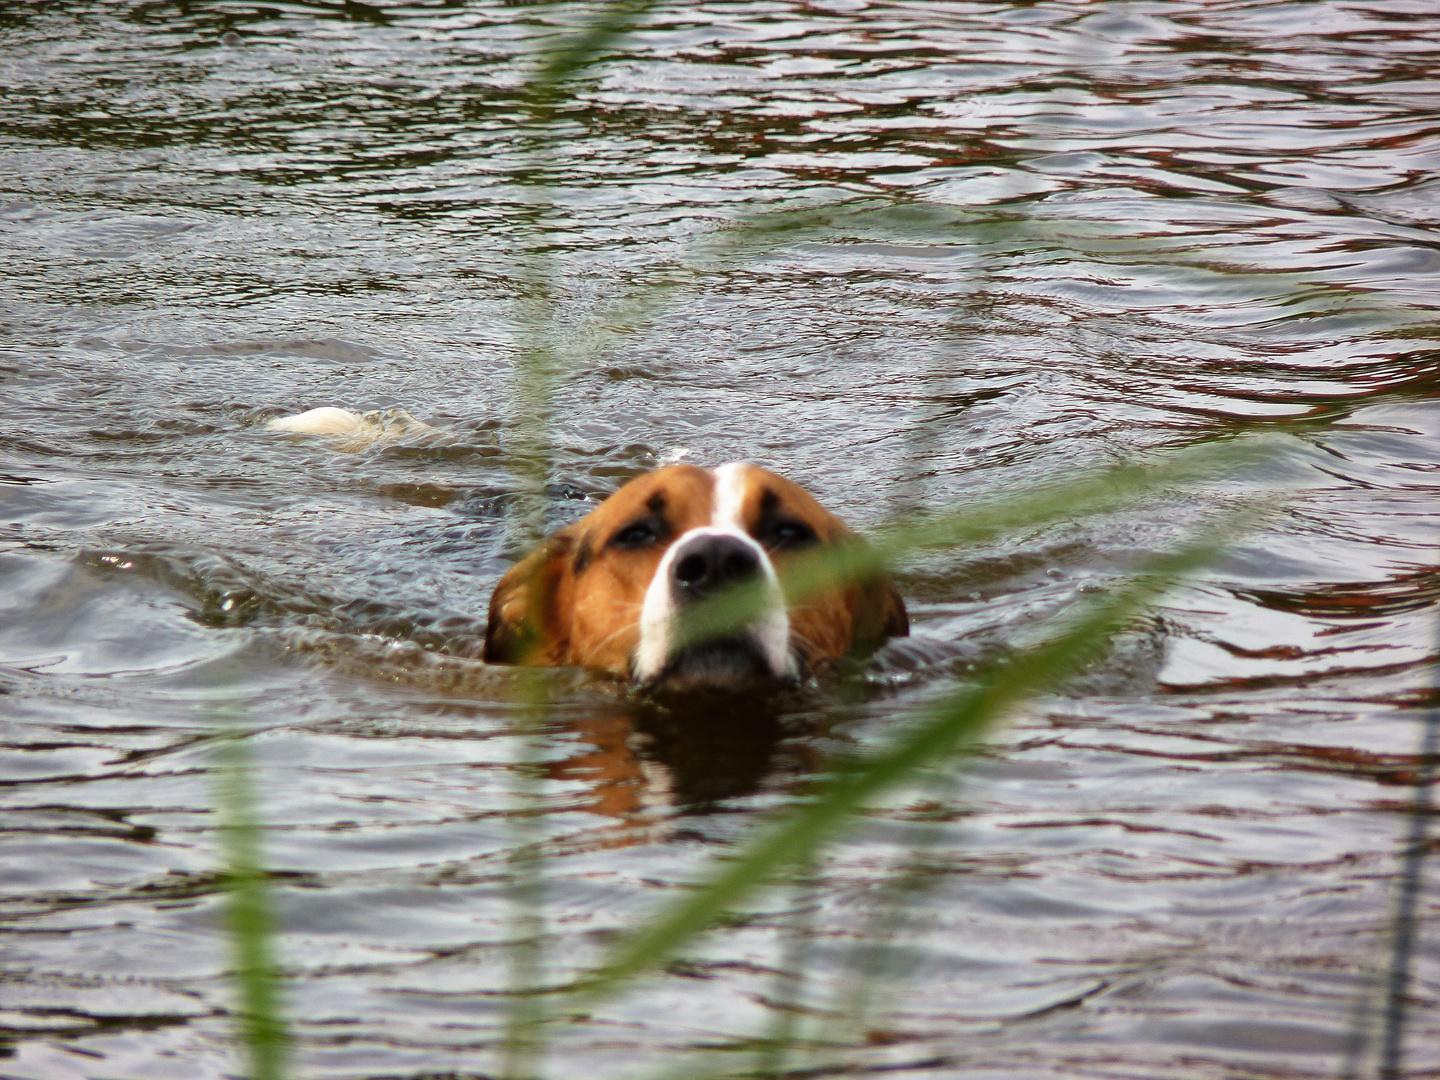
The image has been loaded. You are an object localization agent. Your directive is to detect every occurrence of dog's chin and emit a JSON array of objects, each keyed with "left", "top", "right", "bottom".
[{"left": 645, "top": 636, "right": 792, "bottom": 696}]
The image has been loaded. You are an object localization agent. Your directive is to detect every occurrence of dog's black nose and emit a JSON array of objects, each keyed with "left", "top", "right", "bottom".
[{"left": 671, "top": 534, "right": 761, "bottom": 600}]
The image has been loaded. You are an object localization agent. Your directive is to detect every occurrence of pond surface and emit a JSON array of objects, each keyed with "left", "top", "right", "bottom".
[{"left": 2, "top": 1, "right": 1439, "bottom": 1077}]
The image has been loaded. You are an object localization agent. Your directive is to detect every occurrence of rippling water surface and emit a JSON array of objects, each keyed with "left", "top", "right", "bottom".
[{"left": 2, "top": 2, "right": 1439, "bottom": 1077}]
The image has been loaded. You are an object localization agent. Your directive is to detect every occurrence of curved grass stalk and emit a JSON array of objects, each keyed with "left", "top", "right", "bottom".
[
  {"left": 567, "top": 510, "right": 1259, "bottom": 1009},
  {"left": 670, "top": 433, "right": 1283, "bottom": 657},
  {"left": 499, "top": 6, "right": 669, "bottom": 1077}
]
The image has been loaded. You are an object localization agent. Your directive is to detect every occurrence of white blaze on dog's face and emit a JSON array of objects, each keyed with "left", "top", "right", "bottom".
[{"left": 484, "top": 462, "right": 908, "bottom": 691}]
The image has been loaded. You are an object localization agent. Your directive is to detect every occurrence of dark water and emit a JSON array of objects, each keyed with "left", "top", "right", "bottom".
[{"left": 2, "top": 2, "right": 1439, "bottom": 1077}]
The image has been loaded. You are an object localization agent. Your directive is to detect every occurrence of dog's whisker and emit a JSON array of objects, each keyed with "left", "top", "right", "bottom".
[
  {"left": 786, "top": 627, "right": 826, "bottom": 661},
  {"left": 787, "top": 627, "right": 821, "bottom": 651},
  {"left": 581, "top": 621, "right": 642, "bottom": 667}
]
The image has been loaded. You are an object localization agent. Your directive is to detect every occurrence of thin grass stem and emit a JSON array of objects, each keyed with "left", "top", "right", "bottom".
[
  {"left": 751, "top": 856, "right": 820, "bottom": 1080},
  {"left": 213, "top": 730, "right": 290, "bottom": 1080},
  {"left": 565, "top": 511, "right": 1256, "bottom": 1009},
  {"left": 819, "top": 768, "right": 966, "bottom": 1059},
  {"left": 496, "top": 7, "right": 670, "bottom": 1075}
]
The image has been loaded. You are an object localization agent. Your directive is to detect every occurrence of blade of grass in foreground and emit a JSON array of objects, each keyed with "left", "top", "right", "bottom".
[
  {"left": 526, "top": 0, "right": 663, "bottom": 110},
  {"left": 671, "top": 433, "right": 1281, "bottom": 656},
  {"left": 569, "top": 513, "right": 1255, "bottom": 1008},
  {"left": 498, "top": 6, "right": 669, "bottom": 1075},
  {"left": 214, "top": 730, "right": 289, "bottom": 1080},
  {"left": 750, "top": 856, "right": 820, "bottom": 1080},
  {"left": 505, "top": 0, "right": 669, "bottom": 529},
  {"left": 499, "top": 669, "right": 558, "bottom": 1080},
  {"left": 542, "top": 194, "right": 1436, "bottom": 383},
  {"left": 816, "top": 768, "right": 968, "bottom": 1059}
]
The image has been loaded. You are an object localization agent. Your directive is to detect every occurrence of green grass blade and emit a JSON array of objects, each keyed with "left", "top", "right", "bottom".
[
  {"left": 526, "top": 0, "right": 664, "bottom": 107},
  {"left": 529, "top": 184, "right": 1436, "bottom": 396},
  {"left": 571, "top": 514, "right": 1252, "bottom": 1005},
  {"left": 497, "top": 7, "right": 674, "bottom": 1070},
  {"left": 214, "top": 732, "right": 289, "bottom": 1080},
  {"left": 750, "top": 857, "right": 819, "bottom": 1080},
  {"left": 671, "top": 434, "right": 1281, "bottom": 654},
  {"left": 500, "top": 670, "right": 557, "bottom": 1080},
  {"left": 818, "top": 769, "right": 964, "bottom": 1054}
]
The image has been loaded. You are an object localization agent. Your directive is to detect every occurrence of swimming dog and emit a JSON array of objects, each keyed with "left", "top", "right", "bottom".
[
  {"left": 262, "top": 411, "right": 905, "bottom": 690},
  {"left": 483, "top": 462, "right": 908, "bottom": 691}
]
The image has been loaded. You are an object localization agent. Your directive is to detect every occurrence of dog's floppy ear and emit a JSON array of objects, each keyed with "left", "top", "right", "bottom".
[
  {"left": 877, "top": 578, "right": 909, "bottom": 640},
  {"left": 850, "top": 571, "right": 909, "bottom": 656},
  {"left": 484, "top": 530, "right": 576, "bottom": 665}
]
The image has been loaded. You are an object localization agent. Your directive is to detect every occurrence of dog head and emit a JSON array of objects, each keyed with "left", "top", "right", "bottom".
[{"left": 483, "top": 462, "right": 907, "bottom": 692}]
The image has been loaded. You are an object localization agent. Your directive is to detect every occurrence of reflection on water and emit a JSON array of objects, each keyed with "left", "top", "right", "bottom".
[{"left": 1, "top": 1, "right": 1438, "bottom": 1077}]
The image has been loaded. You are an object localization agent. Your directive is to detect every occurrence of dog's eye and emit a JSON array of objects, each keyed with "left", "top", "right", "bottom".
[
  {"left": 761, "top": 518, "right": 817, "bottom": 550},
  {"left": 612, "top": 520, "right": 661, "bottom": 549}
]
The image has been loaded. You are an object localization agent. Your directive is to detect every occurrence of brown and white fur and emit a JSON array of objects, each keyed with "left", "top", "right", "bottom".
[{"left": 483, "top": 462, "right": 907, "bottom": 692}]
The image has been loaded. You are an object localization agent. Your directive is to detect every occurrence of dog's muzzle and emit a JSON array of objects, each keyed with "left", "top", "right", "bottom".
[{"left": 634, "top": 527, "right": 797, "bottom": 689}]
